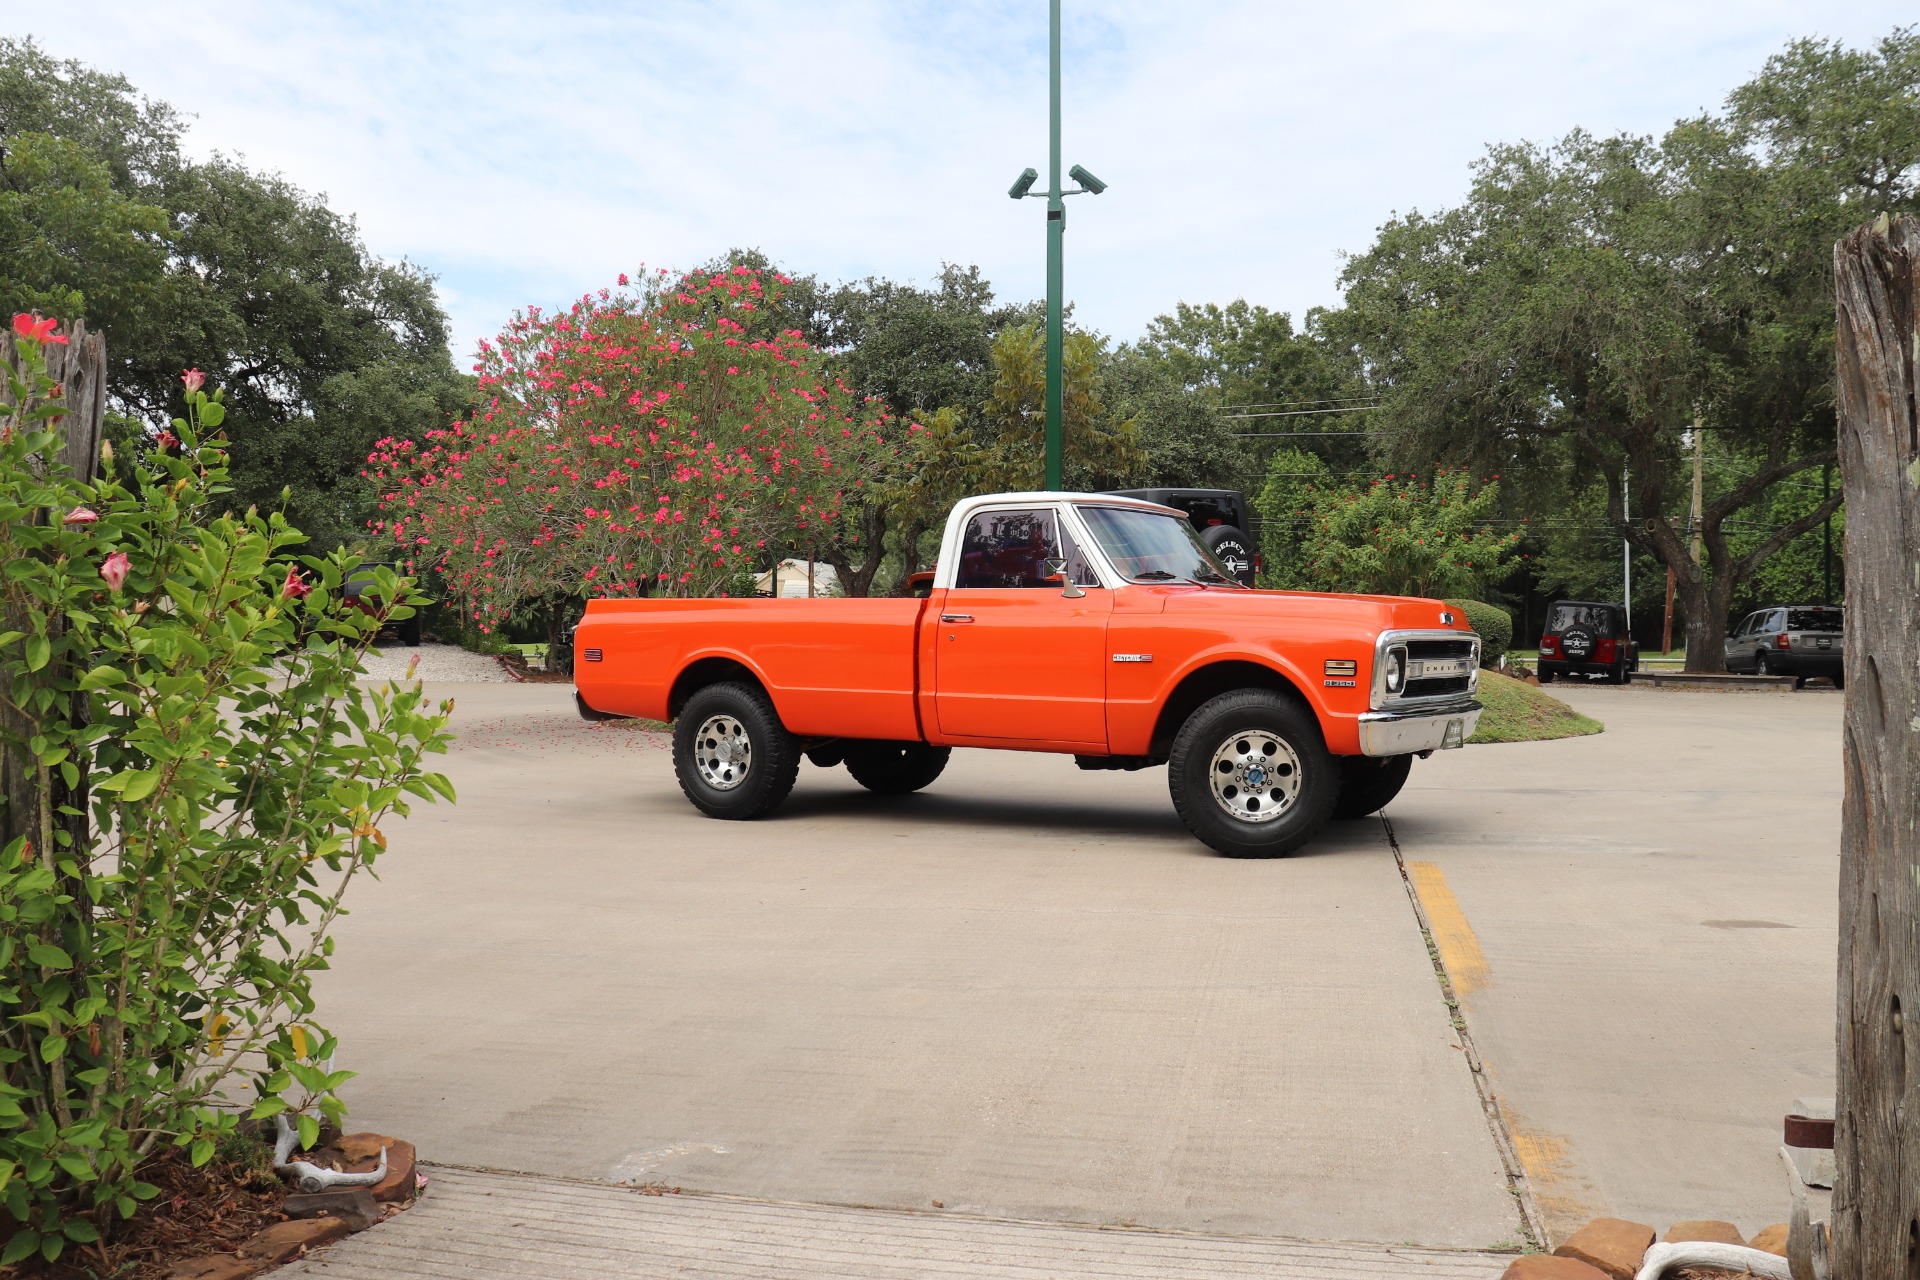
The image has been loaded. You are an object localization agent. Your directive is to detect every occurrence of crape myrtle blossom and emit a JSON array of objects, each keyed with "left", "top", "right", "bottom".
[{"left": 367, "top": 267, "right": 889, "bottom": 629}]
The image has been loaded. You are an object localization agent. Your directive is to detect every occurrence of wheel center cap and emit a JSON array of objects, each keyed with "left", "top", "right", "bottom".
[{"left": 1244, "top": 765, "right": 1268, "bottom": 788}]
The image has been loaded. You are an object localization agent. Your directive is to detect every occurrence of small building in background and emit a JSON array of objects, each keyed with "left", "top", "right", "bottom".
[{"left": 753, "top": 558, "right": 837, "bottom": 598}]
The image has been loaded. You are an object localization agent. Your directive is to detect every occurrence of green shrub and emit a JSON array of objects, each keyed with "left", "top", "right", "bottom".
[
  {"left": 1446, "top": 598, "right": 1513, "bottom": 666},
  {"left": 0, "top": 325, "right": 454, "bottom": 1262}
]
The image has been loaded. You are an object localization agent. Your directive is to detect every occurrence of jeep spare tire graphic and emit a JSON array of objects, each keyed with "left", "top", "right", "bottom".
[
  {"left": 1560, "top": 626, "right": 1595, "bottom": 659},
  {"left": 1200, "top": 525, "right": 1257, "bottom": 586}
]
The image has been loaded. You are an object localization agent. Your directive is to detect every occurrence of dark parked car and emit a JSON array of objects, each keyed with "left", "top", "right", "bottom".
[
  {"left": 1101, "top": 488, "right": 1256, "bottom": 586},
  {"left": 342, "top": 562, "right": 421, "bottom": 646},
  {"left": 1537, "top": 600, "right": 1638, "bottom": 684},
  {"left": 1724, "top": 605, "right": 1843, "bottom": 688}
]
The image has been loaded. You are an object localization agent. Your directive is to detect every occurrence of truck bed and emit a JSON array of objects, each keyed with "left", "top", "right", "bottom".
[{"left": 575, "top": 596, "right": 929, "bottom": 740}]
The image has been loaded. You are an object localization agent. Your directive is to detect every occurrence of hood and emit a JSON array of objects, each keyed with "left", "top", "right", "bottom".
[{"left": 1149, "top": 585, "right": 1473, "bottom": 635}]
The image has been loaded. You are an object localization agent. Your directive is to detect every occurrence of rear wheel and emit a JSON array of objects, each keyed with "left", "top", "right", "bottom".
[
  {"left": 1537, "top": 666, "right": 1555, "bottom": 685},
  {"left": 673, "top": 682, "right": 801, "bottom": 820},
  {"left": 1167, "top": 690, "right": 1336, "bottom": 858},
  {"left": 843, "top": 742, "right": 951, "bottom": 795},
  {"left": 1333, "top": 754, "right": 1413, "bottom": 820},
  {"left": 1832, "top": 672, "right": 1846, "bottom": 691},
  {"left": 396, "top": 614, "right": 422, "bottom": 647}
]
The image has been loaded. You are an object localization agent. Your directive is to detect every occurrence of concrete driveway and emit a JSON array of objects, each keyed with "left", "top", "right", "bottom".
[
  {"left": 1393, "top": 683, "right": 1839, "bottom": 1241},
  {"left": 316, "top": 678, "right": 1837, "bottom": 1249}
]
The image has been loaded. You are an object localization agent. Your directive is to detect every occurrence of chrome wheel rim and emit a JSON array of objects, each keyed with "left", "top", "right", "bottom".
[
  {"left": 1207, "top": 728, "right": 1301, "bottom": 824},
  {"left": 693, "top": 714, "right": 752, "bottom": 790}
]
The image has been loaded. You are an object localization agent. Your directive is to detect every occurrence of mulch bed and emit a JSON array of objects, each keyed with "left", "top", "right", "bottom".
[
  {"left": 495, "top": 654, "right": 572, "bottom": 684},
  {"left": 4, "top": 1145, "right": 286, "bottom": 1280}
]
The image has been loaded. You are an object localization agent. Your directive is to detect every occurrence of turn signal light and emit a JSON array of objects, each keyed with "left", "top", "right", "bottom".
[{"left": 1324, "top": 659, "right": 1358, "bottom": 677}]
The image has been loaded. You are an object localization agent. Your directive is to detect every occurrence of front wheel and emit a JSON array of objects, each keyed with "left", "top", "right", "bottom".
[
  {"left": 1333, "top": 754, "right": 1413, "bottom": 820},
  {"left": 843, "top": 742, "right": 951, "bottom": 795},
  {"left": 673, "top": 682, "right": 801, "bottom": 820},
  {"left": 1756, "top": 652, "right": 1775, "bottom": 677},
  {"left": 1167, "top": 690, "right": 1336, "bottom": 858}
]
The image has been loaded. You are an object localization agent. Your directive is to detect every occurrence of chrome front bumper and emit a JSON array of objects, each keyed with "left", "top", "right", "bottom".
[{"left": 1357, "top": 700, "right": 1482, "bottom": 756}]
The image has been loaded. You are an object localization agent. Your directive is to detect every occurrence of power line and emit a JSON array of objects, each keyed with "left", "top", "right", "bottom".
[
  {"left": 1231, "top": 430, "right": 1389, "bottom": 438},
  {"left": 1223, "top": 396, "right": 1379, "bottom": 411},
  {"left": 1223, "top": 405, "right": 1379, "bottom": 421}
]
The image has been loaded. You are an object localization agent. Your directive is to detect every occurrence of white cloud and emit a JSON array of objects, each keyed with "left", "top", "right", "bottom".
[{"left": 13, "top": 0, "right": 1912, "bottom": 359}]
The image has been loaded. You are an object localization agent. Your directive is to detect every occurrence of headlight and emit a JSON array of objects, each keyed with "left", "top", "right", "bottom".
[{"left": 1384, "top": 647, "right": 1407, "bottom": 694}]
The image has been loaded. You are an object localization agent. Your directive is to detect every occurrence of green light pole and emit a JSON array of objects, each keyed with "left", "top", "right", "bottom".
[{"left": 1008, "top": 0, "right": 1106, "bottom": 491}]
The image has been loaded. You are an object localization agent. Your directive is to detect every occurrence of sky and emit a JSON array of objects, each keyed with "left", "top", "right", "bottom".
[{"left": 14, "top": 1, "right": 1916, "bottom": 363}]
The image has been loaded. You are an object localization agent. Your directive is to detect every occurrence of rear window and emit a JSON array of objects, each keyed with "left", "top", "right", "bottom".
[
  {"left": 1786, "top": 608, "right": 1843, "bottom": 632},
  {"left": 1546, "top": 604, "right": 1616, "bottom": 634}
]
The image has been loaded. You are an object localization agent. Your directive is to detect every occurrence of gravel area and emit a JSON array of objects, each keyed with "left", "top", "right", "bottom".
[{"left": 356, "top": 640, "right": 512, "bottom": 683}]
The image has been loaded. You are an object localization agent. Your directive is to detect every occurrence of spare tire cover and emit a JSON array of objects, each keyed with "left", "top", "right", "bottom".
[
  {"left": 1200, "top": 524, "right": 1257, "bottom": 587},
  {"left": 1560, "top": 626, "right": 1595, "bottom": 659}
]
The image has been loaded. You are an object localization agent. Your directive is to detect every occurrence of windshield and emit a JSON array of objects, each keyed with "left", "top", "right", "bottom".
[
  {"left": 1077, "top": 506, "right": 1240, "bottom": 585},
  {"left": 1786, "top": 608, "right": 1843, "bottom": 632},
  {"left": 1546, "top": 604, "right": 1616, "bottom": 634}
]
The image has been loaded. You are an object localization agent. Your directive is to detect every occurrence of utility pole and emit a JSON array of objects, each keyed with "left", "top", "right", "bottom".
[
  {"left": 1621, "top": 469, "right": 1632, "bottom": 630},
  {"left": 1690, "top": 417, "right": 1705, "bottom": 568},
  {"left": 1006, "top": 0, "right": 1106, "bottom": 492}
]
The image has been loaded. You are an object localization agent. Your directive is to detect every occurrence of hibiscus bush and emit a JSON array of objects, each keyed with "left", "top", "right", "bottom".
[
  {"left": 0, "top": 319, "right": 454, "bottom": 1262},
  {"left": 367, "top": 266, "right": 887, "bottom": 641}
]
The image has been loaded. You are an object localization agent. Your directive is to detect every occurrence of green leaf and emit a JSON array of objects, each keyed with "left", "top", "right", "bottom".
[
  {"left": 119, "top": 770, "right": 160, "bottom": 803},
  {"left": 200, "top": 401, "right": 226, "bottom": 428},
  {"left": 248, "top": 1097, "right": 289, "bottom": 1119},
  {"left": 296, "top": 1113, "right": 319, "bottom": 1151},
  {"left": 78, "top": 665, "right": 126, "bottom": 690},
  {"left": 28, "top": 943, "right": 72, "bottom": 968},
  {"left": 1, "top": 1230, "right": 38, "bottom": 1265},
  {"left": 40, "top": 1034, "right": 66, "bottom": 1063},
  {"left": 55, "top": 1152, "right": 93, "bottom": 1181},
  {"left": 24, "top": 634, "right": 49, "bottom": 672},
  {"left": 62, "top": 1219, "right": 100, "bottom": 1243},
  {"left": 189, "top": 1137, "right": 214, "bottom": 1168}
]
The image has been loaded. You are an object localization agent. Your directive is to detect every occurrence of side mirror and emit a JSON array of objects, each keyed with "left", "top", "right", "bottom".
[{"left": 1042, "top": 557, "right": 1086, "bottom": 599}]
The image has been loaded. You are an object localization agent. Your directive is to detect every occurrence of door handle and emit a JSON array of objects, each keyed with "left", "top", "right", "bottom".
[{"left": 940, "top": 614, "right": 974, "bottom": 623}]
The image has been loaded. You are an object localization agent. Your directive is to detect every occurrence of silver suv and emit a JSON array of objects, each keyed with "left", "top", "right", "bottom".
[{"left": 1724, "top": 605, "right": 1843, "bottom": 688}]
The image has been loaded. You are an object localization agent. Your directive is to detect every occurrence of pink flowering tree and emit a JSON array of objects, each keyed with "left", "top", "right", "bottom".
[{"left": 369, "top": 267, "right": 886, "bottom": 646}]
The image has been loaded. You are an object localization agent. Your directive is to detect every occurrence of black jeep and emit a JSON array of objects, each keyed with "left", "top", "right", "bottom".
[
  {"left": 1100, "top": 488, "right": 1257, "bottom": 586},
  {"left": 1537, "top": 600, "right": 1638, "bottom": 684}
]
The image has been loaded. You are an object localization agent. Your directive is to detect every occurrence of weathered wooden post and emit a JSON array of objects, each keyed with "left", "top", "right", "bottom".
[
  {"left": 0, "top": 317, "right": 106, "bottom": 863},
  {"left": 1831, "top": 214, "right": 1920, "bottom": 1276}
]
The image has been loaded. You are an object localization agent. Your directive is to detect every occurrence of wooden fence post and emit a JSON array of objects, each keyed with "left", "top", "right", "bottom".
[
  {"left": 0, "top": 318, "right": 106, "bottom": 862},
  {"left": 1831, "top": 214, "right": 1920, "bottom": 1276}
]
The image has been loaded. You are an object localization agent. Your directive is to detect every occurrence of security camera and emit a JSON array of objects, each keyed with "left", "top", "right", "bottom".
[
  {"left": 1007, "top": 168, "right": 1039, "bottom": 199},
  {"left": 1069, "top": 164, "right": 1107, "bottom": 194}
]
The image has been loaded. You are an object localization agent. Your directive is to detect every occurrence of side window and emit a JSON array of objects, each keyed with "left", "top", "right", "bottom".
[
  {"left": 957, "top": 508, "right": 1059, "bottom": 589},
  {"left": 1768, "top": 609, "right": 1787, "bottom": 634},
  {"left": 1736, "top": 613, "right": 1758, "bottom": 637}
]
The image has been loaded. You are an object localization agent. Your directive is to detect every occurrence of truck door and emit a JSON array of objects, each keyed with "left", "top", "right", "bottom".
[{"left": 934, "top": 505, "right": 1111, "bottom": 745}]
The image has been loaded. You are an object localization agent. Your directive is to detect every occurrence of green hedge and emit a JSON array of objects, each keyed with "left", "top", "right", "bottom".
[{"left": 1446, "top": 599, "right": 1513, "bottom": 666}]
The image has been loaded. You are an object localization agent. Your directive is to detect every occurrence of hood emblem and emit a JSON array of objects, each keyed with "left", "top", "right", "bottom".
[{"left": 1440, "top": 610, "right": 1455, "bottom": 625}]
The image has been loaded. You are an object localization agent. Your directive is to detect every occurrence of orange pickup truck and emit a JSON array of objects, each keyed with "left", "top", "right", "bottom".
[{"left": 574, "top": 491, "right": 1482, "bottom": 857}]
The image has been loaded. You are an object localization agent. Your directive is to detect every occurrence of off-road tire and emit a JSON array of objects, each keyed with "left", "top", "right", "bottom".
[
  {"left": 673, "top": 682, "right": 801, "bottom": 820},
  {"left": 1167, "top": 689, "right": 1336, "bottom": 858},
  {"left": 1332, "top": 754, "right": 1413, "bottom": 820},
  {"left": 1537, "top": 666, "right": 1555, "bottom": 685},
  {"left": 844, "top": 742, "right": 951, "bottom": 795}
]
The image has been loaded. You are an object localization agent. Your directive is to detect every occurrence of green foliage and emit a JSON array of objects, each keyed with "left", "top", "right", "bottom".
[
  {"left": 0, "top": 333, "right": 453, "bottom": 1255},
  {"left": 1467, "top": 671, "right": 1603, "bottom": 744},
  {"left": 1252, "top": 447, "right": 1330, "bottom": 589},
  {"left": 1297, "top": 469, "right": 1521, "bottom": 600},
  {"left": 0, "top": 38, "right": 473, "bottom": 551},
  {"left": 1444, "top": 599, "right": 1513, "bottom": 665},
  {"left": 1333, "top": 28, "right": 1920, "bottom": 662}
]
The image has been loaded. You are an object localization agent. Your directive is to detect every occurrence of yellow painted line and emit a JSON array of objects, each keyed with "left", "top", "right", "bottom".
[{"left": 1406, "top": 861, "right": 1491, "bottom": 996}]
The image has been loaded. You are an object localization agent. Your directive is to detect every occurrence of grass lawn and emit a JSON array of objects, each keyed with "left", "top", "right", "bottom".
[{"left": 1469, "top": 670, "right": 1604, "bottom": 744}]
